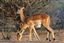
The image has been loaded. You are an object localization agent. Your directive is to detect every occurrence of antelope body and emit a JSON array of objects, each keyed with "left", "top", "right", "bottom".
[{"left": 16, "top": 7, "right": 55, "bottom": 41}]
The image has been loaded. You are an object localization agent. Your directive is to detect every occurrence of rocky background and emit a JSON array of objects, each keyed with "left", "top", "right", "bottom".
[{"left": 0, "top": 0, "right": 64, "bottom": 32}]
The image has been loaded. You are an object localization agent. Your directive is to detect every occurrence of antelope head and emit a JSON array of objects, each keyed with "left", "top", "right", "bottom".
[
  {"left": 16, "top": 7, "right": 25, "bottom": 22},
  {"left": 17, "top": 22, "right": 29, "bottom": 40},
  {"left": 17, "top": 7, "right": 25, "bottom": 14}
]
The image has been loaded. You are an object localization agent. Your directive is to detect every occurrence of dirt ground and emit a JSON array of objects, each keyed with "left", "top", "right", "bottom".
[{"left": 0, "top": 29, "right": 64, "bottom": 43}]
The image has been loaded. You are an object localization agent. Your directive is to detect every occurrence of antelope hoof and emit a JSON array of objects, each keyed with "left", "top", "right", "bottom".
[
  {"left": 53, "top": 38, "right": 55, "bottom": 40},
  {"left": 46, "top": 38, "right": 48, "bottom": 40},
  {"left": 49, "top": 39, "right": 51, "bottom": 41},
  {"left": 46, "top": 38, "right": 51, "bottom": 41}
]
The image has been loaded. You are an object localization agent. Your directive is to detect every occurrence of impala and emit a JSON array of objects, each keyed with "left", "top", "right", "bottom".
[{"left": 16, "top": 7, "right": 55, "bottom": 41}]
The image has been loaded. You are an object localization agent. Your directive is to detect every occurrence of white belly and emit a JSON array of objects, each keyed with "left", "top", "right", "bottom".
[
  {"left": 35, "top": 20, "right": 41, "bottom": 28},
  {"left": 35, "top": 24, "right": 41, "bottom": 28}
]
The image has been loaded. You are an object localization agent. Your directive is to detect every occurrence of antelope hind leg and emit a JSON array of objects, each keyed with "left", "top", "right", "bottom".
[
  {"left": 46, "top": 26, "right": 55, "bottom": 40},
  {"left": 46, "top": 32, "right": 51, "bottom": 41}
]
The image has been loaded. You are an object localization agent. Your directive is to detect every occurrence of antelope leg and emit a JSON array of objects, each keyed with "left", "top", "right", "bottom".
[{"left": 32, "top": 27, "right": 40, "bottom": 40}]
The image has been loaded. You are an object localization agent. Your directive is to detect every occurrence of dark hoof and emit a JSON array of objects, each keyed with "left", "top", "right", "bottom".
[
  {"left": 53, "top": 38, "right": 55, "bottom": 40},
  {"left": 49, "top": 40, "right": 51, "bottom": 41},
  {"left": 46, "top": 38, "right": 48, "bottom": 40}
]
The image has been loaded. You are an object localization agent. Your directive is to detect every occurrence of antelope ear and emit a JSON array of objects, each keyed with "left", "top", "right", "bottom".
[
  {"left": 19, "top": 6, "right": 25, "bottom": 10},
  {"left": 17, "top": 11, "right": 18, "bottom": 14},
  {"left": 20, "top": 23, "right": 23, "bottom": 25},
  {"left": 21, "top": 7, "right": 25, "bottom": 10},
  {"left": 17, "top": 30, "right": 19, "bottom": 33},
  {"left": 17, "top": 9, "right": 19, "bottom": 14}
]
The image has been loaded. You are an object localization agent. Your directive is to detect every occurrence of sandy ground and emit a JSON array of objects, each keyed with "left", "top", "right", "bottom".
[{"left": 0, "top": 29, "right": 64, "bottom": 43}]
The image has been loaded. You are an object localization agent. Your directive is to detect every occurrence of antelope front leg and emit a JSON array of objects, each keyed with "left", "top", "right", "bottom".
[
  {"left": 29, "top": 27, "right": 38, "bottom": 41},
  {"left": 33, "top": 30, "right": 38, "bottom": 40},
  {"left": 32, "top": 27, "right": 40, "bottom": 40},
  {"left": 29, "top": 28, "right": 32, "bottom": 41}
]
